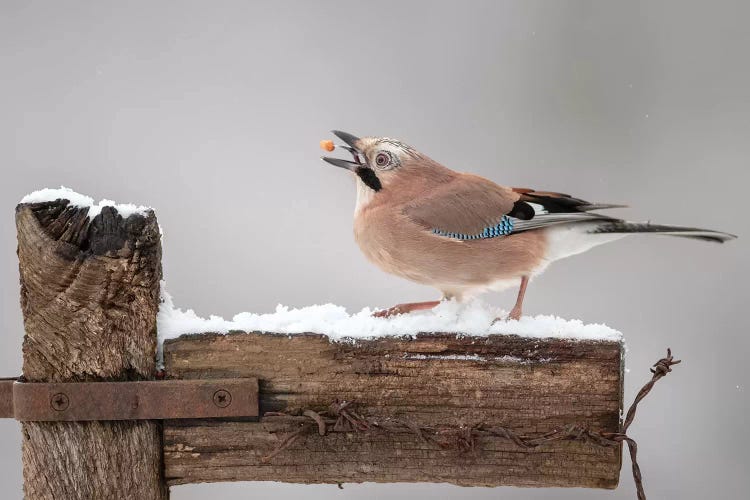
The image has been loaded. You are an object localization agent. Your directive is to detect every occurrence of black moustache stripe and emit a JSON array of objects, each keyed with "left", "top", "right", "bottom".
[{"left": 356, "top": 167, "right": 382, "bottom": 192}]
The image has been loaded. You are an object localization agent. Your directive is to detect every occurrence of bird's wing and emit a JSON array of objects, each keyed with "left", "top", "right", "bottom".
[
  {"left": 402, "top": 174, "right": 533, "bottom": 236},
  {"left": 507, "top": 187, "right": 625, "bottom": 233},
  {"left": 403, "top": 179, "right": 624, "bottom": 238},
  {"left": 510, "top": 187, "right": 627, "bottom": 213}
]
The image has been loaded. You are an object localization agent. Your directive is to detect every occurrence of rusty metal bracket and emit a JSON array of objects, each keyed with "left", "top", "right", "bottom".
[{"left": 0, "top": 377, "right": 258, "bottom": 422}]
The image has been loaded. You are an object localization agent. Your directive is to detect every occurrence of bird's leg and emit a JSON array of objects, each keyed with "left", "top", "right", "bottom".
[
  {"left": 508, "top": 275, "right": 529, "bottom": 320},
  {"left": 493, "top": 276, "right": 529, "bottom": 323},
  {"left": 373, "top": 300, "right": 441, "bottom": 318}
]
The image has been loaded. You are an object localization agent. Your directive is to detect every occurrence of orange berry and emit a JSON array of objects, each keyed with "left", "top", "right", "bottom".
[{"left": 320, "top": 139, "right": 335, "bottom": 152}]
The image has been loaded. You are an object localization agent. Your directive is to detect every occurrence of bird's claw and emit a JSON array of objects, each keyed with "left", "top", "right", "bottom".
[
  {"left": 372, "top": 301, "right": 442, "bottom": 318},
  {"left": 492, "top": 308, "right": 522, "bottom": 324},
  {"left": 372, "top": 306, "right": 405, "bottom": 318}
]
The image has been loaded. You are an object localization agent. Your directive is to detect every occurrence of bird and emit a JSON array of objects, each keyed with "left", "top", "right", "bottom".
[{"left": 321, "top": 130, "right": 737, "bottom": 320}]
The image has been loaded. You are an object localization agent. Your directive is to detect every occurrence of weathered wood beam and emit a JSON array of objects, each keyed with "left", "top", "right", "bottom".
[
  {"left": 16, "top": 200, "right": 167, "bottom": 500},
  {"left": 163, "top": 332, "right": 623, "bottom": 488}
]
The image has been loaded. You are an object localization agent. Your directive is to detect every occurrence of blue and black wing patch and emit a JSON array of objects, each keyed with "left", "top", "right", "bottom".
[
  {"left": 425, "top": 187, "right": 626, "bottom": 241},
  {"left": 432, "top": 215, "right": 515, "bottom": 240}
]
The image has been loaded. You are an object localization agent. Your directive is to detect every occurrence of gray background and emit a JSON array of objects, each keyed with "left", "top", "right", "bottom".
[{"left": 1, "top": 1, "right": 748, "bottom": 498}]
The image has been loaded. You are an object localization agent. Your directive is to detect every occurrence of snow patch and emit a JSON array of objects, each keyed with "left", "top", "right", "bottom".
[
  {"left": 21, "top": 186, "right": 151, "bottom": 218},
  {"left": 157, "top": 283, "right": 622, "bottom": 365}
]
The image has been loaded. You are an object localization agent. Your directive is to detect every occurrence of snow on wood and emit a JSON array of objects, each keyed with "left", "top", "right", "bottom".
[
  {"left": 21, "top": 186, "right": 152, "bottom": 218},
  {"left": 158, "top": 287, "right": 622, "bottom": 355},
  {"left": 158, "top": 290, "right": 622, "bottom": 343}
]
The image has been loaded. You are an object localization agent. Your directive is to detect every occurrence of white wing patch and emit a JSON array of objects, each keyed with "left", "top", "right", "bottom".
[{"left": 526, "top": 202, "right": 548, "bottom": 215}]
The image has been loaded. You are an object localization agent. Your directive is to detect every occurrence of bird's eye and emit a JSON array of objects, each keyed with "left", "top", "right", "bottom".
[{"left": 375, "top": 152, "right": 390, "bottom": 168}]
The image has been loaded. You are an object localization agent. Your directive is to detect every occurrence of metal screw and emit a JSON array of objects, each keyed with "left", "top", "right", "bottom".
[
  {"left": 213, "top": 389, "right": 231, "bottom": 408},
  {"left": 50, "top": 393, "right": 69, "bottom": 412}
]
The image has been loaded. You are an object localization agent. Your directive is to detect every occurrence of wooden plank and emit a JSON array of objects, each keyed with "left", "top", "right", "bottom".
[
  {"left": 16, "top": 200, "right": 168, "bottom": 500},
  {"left": 163, "top": 332, "right": 623, "bottom": 488}
]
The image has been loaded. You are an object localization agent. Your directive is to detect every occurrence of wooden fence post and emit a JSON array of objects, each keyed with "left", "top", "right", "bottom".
[{"left": 16, "top": 200, "right": 168, "bottom": 499}]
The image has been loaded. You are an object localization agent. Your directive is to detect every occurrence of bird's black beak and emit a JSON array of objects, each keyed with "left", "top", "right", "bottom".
[
  {"left": 332, "top": 130, "right": 360, "bottom": 150},
  {"left": 321, "top": 130, "right": 363, "bottom": 171},
  {"left": 321, "top": 156, "right": 359, "bottom": 171}
]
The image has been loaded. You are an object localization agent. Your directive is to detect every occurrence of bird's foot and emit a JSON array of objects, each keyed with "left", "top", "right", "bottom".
[
  {"left": 372, "top": 300, "right": 441, "bottom": 318},
  {"left": 507, "top": 306, "right": 522, "bottom": 321},
  {"left": 372, "top": 305, "right": 408, "bottom": 318},
  {"left": 492, "top": 307, "right": 523, "bottom": 324}
]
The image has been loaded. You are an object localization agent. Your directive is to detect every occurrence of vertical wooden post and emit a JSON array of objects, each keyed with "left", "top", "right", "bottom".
[{"left": 16, "top": 200, "right": 168, "bottom": 499}]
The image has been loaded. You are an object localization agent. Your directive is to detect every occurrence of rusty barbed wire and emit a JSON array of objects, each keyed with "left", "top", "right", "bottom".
[{"left": 262, "top": 349, "right": 681, "bottom": 500}]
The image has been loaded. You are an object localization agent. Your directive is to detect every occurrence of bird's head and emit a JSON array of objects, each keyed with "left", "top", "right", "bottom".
[{"left": 321, "top": 130, "right": 428, "bottom": 193}]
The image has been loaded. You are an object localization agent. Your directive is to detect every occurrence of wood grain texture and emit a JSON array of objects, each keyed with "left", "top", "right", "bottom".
[
  {"left": 16, "top": 200, "right": 168, "bottom": 500},
  {"left": 164, "top": 332, "right": 624, "bottom": 488}
]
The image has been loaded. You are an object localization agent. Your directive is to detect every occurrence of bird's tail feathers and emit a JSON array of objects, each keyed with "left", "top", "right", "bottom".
[{"left": 589, "top": 220, "right": 737, "bottom": 244}]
